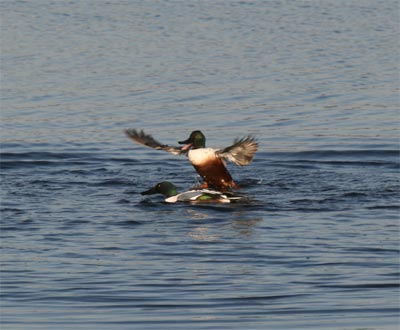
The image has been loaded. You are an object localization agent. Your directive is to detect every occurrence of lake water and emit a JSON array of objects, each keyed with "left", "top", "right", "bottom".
[{"left": 1, "top": 1, "right": 399, "bottom": 329}]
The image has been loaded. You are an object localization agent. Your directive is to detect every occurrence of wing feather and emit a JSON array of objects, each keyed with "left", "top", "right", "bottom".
[
  {"left": 216, "top": 136, "right": 258, "bottom": 166},
  {"left": 124, "top": 129, "right": 184, "bottom": 155}
]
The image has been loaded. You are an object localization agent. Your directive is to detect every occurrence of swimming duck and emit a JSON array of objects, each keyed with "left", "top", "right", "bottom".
[
  {"left": 141, "top": 181, "right": 244, "bottom": 203},
  {"left": 125, "top": 129, "right": 258, "bottom": 191}
]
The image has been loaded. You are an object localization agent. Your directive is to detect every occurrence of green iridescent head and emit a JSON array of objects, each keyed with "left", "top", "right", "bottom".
[
  {"left": 141, "top": 181, "right": 178, "bottom": 198},
  {"left": 179, "top": 130, "right": 206, "bottom": 149}
]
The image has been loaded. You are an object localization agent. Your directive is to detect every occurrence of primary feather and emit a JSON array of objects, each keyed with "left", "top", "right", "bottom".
[
  {"left": 124, "top": 129, "right": 184, "bottom": 156},
  {"left": 216, "top": 136, "right": 258, "bottom": 166}
]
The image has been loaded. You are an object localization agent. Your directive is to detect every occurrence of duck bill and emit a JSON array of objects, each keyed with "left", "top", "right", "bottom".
[
  {"left": 178, "top": 136, "right": 191, "bottom": 145},
  {"left": 180, "top": 143, "right": 193, "bottom": 151},
  {"left": 178, "top": 136, "right": 193, "bottom": 151},
  {"left": 141, "top": 187, "right": 157, "bottom": 195}
]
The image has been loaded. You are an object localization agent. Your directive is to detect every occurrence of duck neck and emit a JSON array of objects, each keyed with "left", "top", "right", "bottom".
[{"left": 165, "top": 187, "right": 178, "bottom": 198}]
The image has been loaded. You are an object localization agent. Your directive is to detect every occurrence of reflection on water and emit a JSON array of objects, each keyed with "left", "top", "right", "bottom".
[
  {"left": 188, "top": 226, "right": 221, "bottom": 242},
  {"left": 185, "top": 208, "right": 212, "bottom": 220},
  {"left": 230, "top": 218, "right": 263, "bottom": 237}
]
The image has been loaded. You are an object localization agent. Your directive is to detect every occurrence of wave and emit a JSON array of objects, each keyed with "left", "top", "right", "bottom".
[
  {"left": 256, "top": 150, "right": 399, "bottom": 171},
  {"left": 1, "top": 149, "right": 398, "bottom": 168},
  {"left": 267, "top": 149, "right": 399, "bottom": 159}
]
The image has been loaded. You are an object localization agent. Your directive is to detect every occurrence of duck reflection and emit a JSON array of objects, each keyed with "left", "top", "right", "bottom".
[{"left": 184, "top": 207, "right": 262, "bottom": 241}]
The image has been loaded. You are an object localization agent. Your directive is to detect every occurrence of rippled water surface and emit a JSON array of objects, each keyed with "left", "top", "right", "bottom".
[{"left": 1, "top": 1, "right": 399, "bottom": 329}]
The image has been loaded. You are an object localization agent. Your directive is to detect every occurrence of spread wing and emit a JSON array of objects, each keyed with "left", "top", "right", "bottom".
[
  {"left": 124, "top": 129, "right": 184, "bottom": 156},
  {"left": 216, "top": 136, "right": 258, "bottom": 166}
]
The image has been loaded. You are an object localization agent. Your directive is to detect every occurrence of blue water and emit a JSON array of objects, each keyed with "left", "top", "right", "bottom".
[{"left": 1, "top": 1, "right": 399, "bottom": 329}]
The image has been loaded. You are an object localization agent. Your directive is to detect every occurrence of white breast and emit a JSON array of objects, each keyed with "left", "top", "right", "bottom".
[{"left": 188, "top": 148, "right": 217, "bottom": 166}]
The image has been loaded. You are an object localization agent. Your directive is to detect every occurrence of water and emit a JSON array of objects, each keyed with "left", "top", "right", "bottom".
[{"left": 1, "top": 1, "right": 399, "bottom": 329}]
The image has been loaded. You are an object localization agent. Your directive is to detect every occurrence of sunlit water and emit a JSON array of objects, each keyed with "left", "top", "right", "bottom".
[{"left": 1, "top": 1, "right": 399, "bottom": 329}]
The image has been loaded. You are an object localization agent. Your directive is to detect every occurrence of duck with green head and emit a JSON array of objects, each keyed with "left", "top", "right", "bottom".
[
  {"left": 125, "top": 129, "right": 258, "bottom": 191},
  {"left": 141, "top": 181, "right": 244, "bottom": 204}
]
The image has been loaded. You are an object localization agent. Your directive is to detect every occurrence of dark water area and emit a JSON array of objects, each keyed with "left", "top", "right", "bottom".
[
  {"left": 1, "top": 147, "right": 399, "bottom": 329},
  {"left": 1, "top": 0, "right": 399, "bottom": 329}
]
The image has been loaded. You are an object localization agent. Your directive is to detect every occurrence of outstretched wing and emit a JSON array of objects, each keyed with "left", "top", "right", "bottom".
[
  {"left": 216, "top": 136, "right": 258, "bottom": 166},
  {"left": 124, "top": 129, "right": 184, "bottom": 156}
]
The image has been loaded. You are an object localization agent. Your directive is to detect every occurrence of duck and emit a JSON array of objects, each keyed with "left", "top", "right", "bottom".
[
  {"left": 141, "top": 181, "right": 244, "bottom": 203},
  {"left": 125, "top": 129, "right": 258, "bottom": 191}
]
